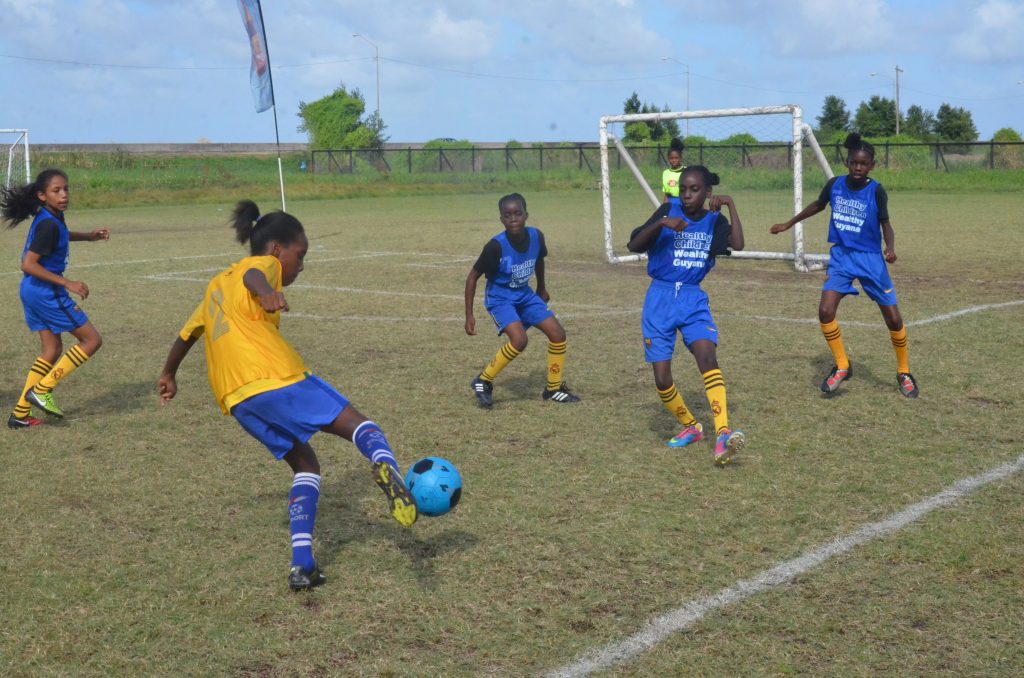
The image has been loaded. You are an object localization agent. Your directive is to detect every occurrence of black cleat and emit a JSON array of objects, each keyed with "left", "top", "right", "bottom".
[
  {"left": 8, "top": 414, "right": 44, "bottom": 429},
  {"left": 897, "top": 372, "right": 919, "bottom": 398},
  {"left": 542, "top": 383, "right": 581, "bottom": 403},
  {"left": 288, "top": 564, "right": 326, "bottom": 591},
  {"left": 471, "top": 375, "right": 493, "bottom": 408}
]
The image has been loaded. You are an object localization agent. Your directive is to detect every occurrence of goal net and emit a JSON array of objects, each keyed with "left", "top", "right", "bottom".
[
  {"left": 1, "top": 129, "right": 31, "bottom": 190},
  {"left": 598, "top": 105, "right": 834, "bottom": 271}
]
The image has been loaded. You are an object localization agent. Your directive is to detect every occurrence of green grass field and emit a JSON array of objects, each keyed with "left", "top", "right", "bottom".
[{"left": 1, "top": 186, "right": 1022, "bottom": 676}]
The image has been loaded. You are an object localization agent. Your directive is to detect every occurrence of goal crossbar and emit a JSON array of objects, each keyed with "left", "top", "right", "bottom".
[{"left": 598, "top": 105, "right": 833, "bottom": 271}]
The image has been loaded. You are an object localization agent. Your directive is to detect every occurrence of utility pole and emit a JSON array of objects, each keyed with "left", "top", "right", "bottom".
[
  {"left": 894, "top": 65, "right": 903, "bottom": 135},
  {"left": 352, "top": 33, "right": 381, "bottom": 131}
]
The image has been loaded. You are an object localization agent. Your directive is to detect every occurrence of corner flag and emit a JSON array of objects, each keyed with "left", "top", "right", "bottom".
[{"left": 237, "top": 0, "right": 274, "bottom": 112}]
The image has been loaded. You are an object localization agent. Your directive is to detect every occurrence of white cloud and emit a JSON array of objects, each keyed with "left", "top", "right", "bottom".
[{"left": 951, "top": 0, "right": 1024, "bottom": 62}]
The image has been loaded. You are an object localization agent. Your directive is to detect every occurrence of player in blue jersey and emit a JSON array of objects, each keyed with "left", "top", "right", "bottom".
[
  {"left": 465, "top": 193, "right": 580, "bottom": 408},
  {"left": 1, "top": 169, "right": 108, "bottom": 428},
  {"left": 627, "top": 166, "right": 746, "bottom": 465},
  {"left": 770, "top": 132, "right": 918, "bottom": 398}
]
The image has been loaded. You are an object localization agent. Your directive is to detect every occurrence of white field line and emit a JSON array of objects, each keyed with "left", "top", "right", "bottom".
[
  {"left": 907, "top": 299, "right": 1024, "bottom": 327},
  {"left": 545, "top": 454, "right": 1024, "bottom": 678}
]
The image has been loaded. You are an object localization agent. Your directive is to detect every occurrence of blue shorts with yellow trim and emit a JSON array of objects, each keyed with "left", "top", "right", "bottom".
[
  {"left": 823, "top": 245, "right": 897, "bottom": 306},
  {"left": 641, "top": 280, "right": 718, "bottom": 362},
  {"left": 20, "top": 278, "right": 89, "bottom": 333},
  {"left": 231, "top": 373, "right": 349, "bottom": 459}
]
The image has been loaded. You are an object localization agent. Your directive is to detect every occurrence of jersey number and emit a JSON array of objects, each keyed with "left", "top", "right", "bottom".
[{"left": 209, "top": 289, "right": 231, "bottom": 341}]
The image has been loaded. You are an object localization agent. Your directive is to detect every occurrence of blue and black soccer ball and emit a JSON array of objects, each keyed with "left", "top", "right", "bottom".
[{"left": 405, "top": 457, "right": 462, "bottom": 517}]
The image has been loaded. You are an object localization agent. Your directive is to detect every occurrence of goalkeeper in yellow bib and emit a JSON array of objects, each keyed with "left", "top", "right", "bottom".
[
  {"left": 662, "top": 137, "right": 686, "bottom": 209},
  {"left": 157, "top": 200, "right": 417, "bottom": 591}
]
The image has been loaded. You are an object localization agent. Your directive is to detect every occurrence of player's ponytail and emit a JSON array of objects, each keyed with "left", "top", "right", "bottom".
[
  {"left": 230, "top": 199, "right": 305, "bottom": 255},
  {"left": 843, "top": 132, "right": 875, "bottom": 159},
  {"left": 1, "top": 168, "right": 68, "bottom": 228},
  {"left": 669, "top": 137, "right": 685, "bottom": 153}
]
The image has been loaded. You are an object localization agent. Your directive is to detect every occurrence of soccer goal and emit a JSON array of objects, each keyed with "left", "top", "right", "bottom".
[
  {"left": 1, "top": 128, "right": 31, "bottom": 190},
  {"left": 598, "top": 105, "right": 834, "bottom": 271}
]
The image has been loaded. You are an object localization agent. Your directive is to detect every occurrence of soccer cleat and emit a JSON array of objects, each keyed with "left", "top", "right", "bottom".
[
  {"left": 25, "top": 389, "right": 64, "bottom": 418},
  {"left": 471, "top": 375, "right": 493, "bottom": 409},
  {"left": 713, "top": 428, "right": 744, "bottom": 466},
  {"left": 372, "top": 461, "right": 418, "bottom": 528},
  {"left": 542, "top": 383, "right": 581, "bottom": 403},
  {"left": 820, "top": 364, "right": 852, "bottom": 393},
  {"left": 288, "top": 564, "right": 326, "bottom": 591},
  {"left": 8, "top": 414, "right": 44, "bottom": 429},
  {"left": 667, "top": 423, "right": 704, "bottom": 448},
  {"left": 897, "top": 372, "right": 919, "bottom": 398}
]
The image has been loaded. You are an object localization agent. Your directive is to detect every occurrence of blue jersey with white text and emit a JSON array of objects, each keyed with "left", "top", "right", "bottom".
[
  {"left": 826, "top": 176, "right": 882, "bottom": 252},
  {"left": 644, "top": 210, "right": 721, "bottom": 286},
  {"left": 484, "top": 227, "right": 541, "bottom": 305}
]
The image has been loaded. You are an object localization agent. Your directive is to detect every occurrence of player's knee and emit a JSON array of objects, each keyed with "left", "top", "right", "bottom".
[{"left": 548, "top": 326, "right": 566, "bottom": 343}]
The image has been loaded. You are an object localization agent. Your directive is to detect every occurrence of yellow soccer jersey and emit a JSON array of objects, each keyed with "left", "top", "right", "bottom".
[
  {"left": 662, "top": 166, "right": 684, "bottom": 197},
  {"left": 179, "top": 255, "right": 307, "bottom": 414}
]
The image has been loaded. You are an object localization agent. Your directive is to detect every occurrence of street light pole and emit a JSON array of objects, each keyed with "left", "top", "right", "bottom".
[
  {"left": 352, "top": 33, "right": 380, "bottom": 131},
  {"left": 870, "top": 66, "right": 903, "bottom": 135},
  {"left": 661, "top": 56, "right": 690, "bottom": 138}
]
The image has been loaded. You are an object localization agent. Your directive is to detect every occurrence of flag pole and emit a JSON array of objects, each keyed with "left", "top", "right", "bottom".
[{"left": 254, "top": 0, "right": 286, "bottom": 211}]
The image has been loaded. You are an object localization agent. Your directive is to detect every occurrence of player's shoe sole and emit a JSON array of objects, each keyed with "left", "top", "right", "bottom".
[
  {"left": 714, "top": 429, "right": 744, "bottom": 466},
  {"left": 8, "top": 414, "right": 44, "bottom": 429},
  {"left": 24, "top": 389, "right": 64, "bottom": 418},
  {"left": 373, "top": 462, "right": 418, "bottom": 528},
  {"left": 288, "top": 564, "right": 326, "bottom": 591}
]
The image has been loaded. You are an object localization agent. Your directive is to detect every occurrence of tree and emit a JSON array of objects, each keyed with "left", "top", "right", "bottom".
[
  {"left": 934, "top": 103, "right": 978, "bottom": 142},
  {"left": 816, "top": 95, "right": 850, "bottom": 135},
  {"left": 296, "top": 84, "right": 386, "bottom": 150},
  {"left": 853, "top": 95, "right": 898, "bottom": 137},
  {"left": 622, "top": 92, "right": 681, "bottom": 143},
  {"left": 902, "top": 105, "right": 936, "bottom": 140}
]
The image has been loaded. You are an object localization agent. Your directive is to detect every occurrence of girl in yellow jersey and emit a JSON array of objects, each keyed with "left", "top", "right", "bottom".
[
  {"left": 662, "top": 137, "right": 686, "bottom": 208},
  {"left": 157, "top": 200, "right": 417, "bottom": 591}
]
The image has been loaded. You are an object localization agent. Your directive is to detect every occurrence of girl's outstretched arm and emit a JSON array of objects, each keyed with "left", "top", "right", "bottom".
[
  {"left": 243, "top": 268, "right": 289, "bottom": 312},
  {"left": 70, "top": 228, "right": 109, "bottom": 242},
  {"left": 770, "top": 200, "right": 826, "bottom": 234}
]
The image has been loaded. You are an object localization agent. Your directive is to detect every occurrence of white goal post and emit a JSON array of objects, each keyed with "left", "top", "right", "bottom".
[
  {"left": 598, "top": 105, "right": 833, "bottom": 272},
  {"left": 1, "top": 128, "right": 31, "bottom": 190}
]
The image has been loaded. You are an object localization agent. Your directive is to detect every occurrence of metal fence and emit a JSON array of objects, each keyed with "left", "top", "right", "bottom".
[{"left": 311, "top": 141, "right": 1024, "bottom": 175}]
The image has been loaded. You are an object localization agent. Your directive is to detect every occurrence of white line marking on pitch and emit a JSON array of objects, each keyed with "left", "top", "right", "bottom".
[
  {"left": 545, "top": 454, "right": 1024, "bottom": 678},
  {"left": 907, "top": 299, "right": 1024, "bottom": 327}
]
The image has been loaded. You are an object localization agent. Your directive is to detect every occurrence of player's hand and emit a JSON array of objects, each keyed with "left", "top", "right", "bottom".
[
  {"left": 709, "top": 195, "right": 732, "bottom": 211},
  {"left": 465, "top": 315, "right": 477, "bottom": 336},
  {"left": 90, "top": 228, "right": 110, "bottom": 241},
  {"left": 157, "top": 375, "right": 177, "bottom": 404},
  {"left": 259, "top": 291, "right": 289, "bottom": 312},
  {"left": 884, "top": 249, "right": 897, "bottom": 263},
  {"left": 769, "top": 223, "right": 791, "bottom": 235},
  {"left": 65, "top": 279, "right": 89, "bottom": 299},
  {"left": 661, "top": 217, "right": 686, "bottom": 232},
  {"left": 537, "top": 288, "right": 550, "bottom": 303}
]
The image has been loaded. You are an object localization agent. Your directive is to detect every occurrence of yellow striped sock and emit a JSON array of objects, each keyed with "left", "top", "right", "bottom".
[
  {"left": 820, "top": 320, "right": 850, "bottom": 371},
  {"left": 546, "top": 340, "right": 567, "bottom": 392},
  {"left": 657, "top": 384, "right": 698, "bottom": 428},
  {"left": 480, "top": 342, "right": 520, "bottom": 382},
  {"left": 34, "top": 345, "right": 90, "bottom": 394},
  {"left": 889, "top": 326, "right": 909, "bottom": 374},
  {"left": 13, "top": 357, "right": 53, "bottom": 418},
  {"left": 702, "top": 369, "right": 729, "bottom": 435}
]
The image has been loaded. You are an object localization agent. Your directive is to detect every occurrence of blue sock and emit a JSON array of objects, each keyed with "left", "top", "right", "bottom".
[
  {"left": 352, "top": 420, "right": 399, "bottom": 473},
  {"left": 288, "top": 472, "right": 320, "bottom": 571}
]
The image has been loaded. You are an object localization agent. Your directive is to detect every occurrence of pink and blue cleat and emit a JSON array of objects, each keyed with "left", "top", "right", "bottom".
[
  {"left": 713, "top": 428, "right": 744, "bottom": 466},
  {"left": 667, "top": 423, "right": 704, "bottom": 448}
]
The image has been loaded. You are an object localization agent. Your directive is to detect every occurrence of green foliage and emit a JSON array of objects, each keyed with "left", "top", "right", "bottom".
[
  {"left": 816, "top": 95, "right": 850, "bottom": 135},
  {"left": 854, "top": 95, "right": 899, "bottom": 137},
  {"left": 935, "top": 103, "right": 978, "bottom": 142},
  {"left": 622, "top": 91, "right": 679, "bottom": 144},
  {"left": 992, "top": 128, "right": 1024, "bottom": 168},
  {"left": 903, "top": 105, "right": 937, "bottom": 140},
  {"left": 296, "top": 84, "right": 385, "bottom": 150},
  {"left": 992, "top": 127, "right": 1022, "bottom": 142}
]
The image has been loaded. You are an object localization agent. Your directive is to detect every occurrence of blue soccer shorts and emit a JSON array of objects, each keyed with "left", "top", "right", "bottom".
[
  {"left": 231, "top": 373, "right": 350, "bottom": 459},
  {"left": 20, "top": 279, "right": 89, "bottom": 333},
  {"left": 823, "top": 245, "right": 898, "bottom": 306},
  {"left": 641, "top": 280, "right": 718, "bottom": 362},
  {"left": 486, "top": 290, "right": 555, "bottom": 335}
]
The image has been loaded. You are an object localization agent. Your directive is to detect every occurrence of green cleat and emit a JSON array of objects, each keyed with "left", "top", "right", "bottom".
[{"left": 25, "top": 389, "right": 64, "bottom": 418}]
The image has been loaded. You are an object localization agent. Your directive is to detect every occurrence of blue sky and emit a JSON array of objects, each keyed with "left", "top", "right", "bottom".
[{"left": 1, "top": 0, "right": 1021, "bottom": 144}]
